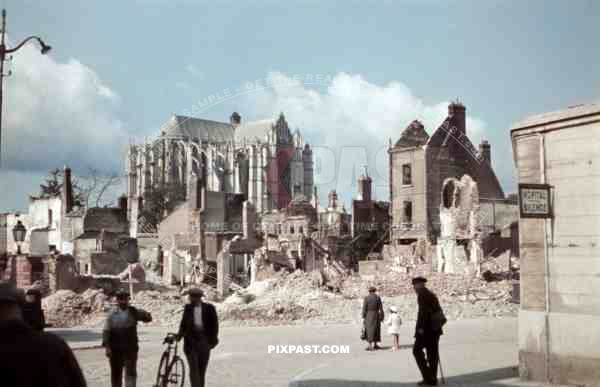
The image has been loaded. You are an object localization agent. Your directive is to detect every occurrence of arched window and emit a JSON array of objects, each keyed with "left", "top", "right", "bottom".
[
  {"left": 290, "top": 225, "right": 295, "bottom": 234},
  {"left": 443, "top": 181, "right": 456, "bottom": 208},
  {"left": 299, "top": 225, "right": 304, "bottom": 234}
]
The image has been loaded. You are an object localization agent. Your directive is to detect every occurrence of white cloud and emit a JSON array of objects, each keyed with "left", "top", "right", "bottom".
[
  {"left": 2, "top": 38, "right": 127, "bottom": 174},
  {"left": 239, "top": 71, "right": 493, "bottom": 207}
]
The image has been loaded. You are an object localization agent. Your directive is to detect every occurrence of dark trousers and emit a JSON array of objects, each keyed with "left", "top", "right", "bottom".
[
  {"left": 109, "top": 350, "right": 138, "bottom": 387},
  {"left": 413, "top": 333, "right": 441, "bottom": 383},
  {"left": 185, "top": 344, "right": 211, "bottom": 387}
]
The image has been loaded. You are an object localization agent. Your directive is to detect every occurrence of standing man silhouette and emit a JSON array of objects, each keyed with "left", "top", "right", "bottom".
[{"left": 412, "top": 277, "right": 445, "bottom": 386}]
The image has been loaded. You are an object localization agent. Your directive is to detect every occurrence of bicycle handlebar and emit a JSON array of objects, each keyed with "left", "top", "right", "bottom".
[{"left": 163, "top": 332, "right": 179, "bottom": 345}]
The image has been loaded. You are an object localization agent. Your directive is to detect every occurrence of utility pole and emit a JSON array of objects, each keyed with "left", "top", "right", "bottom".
[
  {"left": 0, "top": 9, "right": 51, "bottom": 166},
  {"left": 0, "top": 9, "right": 6, "bottom": 168}
]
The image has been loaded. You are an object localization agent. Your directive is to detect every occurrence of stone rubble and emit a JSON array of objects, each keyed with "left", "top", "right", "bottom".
[{"left": 42, "top": 256, "right": 518, "bottom": 328}]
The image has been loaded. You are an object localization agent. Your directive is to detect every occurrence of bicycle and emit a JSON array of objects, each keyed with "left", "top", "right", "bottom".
[{"left": 154, "top": 333, "right": 185, "bottom": 387}]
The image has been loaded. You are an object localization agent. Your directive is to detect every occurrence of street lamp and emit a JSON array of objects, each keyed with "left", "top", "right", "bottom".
[
  {"left": 0, "top": 9, "right": 51, "bottom": 165},
  {"left": 12, "top": 220, "right": 26, "bottom": 255}
]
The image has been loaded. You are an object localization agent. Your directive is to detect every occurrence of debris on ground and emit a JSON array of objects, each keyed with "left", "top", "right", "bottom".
[{"left": 43, "top": 254, "right": 519, "bottom": 328}]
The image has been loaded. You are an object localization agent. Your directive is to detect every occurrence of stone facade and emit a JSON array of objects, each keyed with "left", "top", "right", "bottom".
[
  {"left": 436, "top": 175, "right": 483, "bottom": 276},
  {"left": 127, "top": 112, "right": 314, "bottom": 237},
  {"left": 158, "top": 178, "right": 258, "bottom": 285},
  {"left": 389, "top": 102, "right": 505, "bottom": 245},
  {"left": 511, "top": 102, "right": 600, "bottom": 385},
  {"left": 72, "top": 207, "right": 133, "bottom": 275},
  {"left": 318, "top": 190, "right": 351, "bottom": 239},
  {"left": 352, "top": 169, "right": 390, "bottom": 258}
]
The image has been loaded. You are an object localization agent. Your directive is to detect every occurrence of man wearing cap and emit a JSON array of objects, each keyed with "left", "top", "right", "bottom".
[
  {"left": 0, "top": 281, "right": 86, "bottom": 387},
  {"left": 177, "top": 287, "right": 219, "bottom": 387},
  {"left": 102, "top": 289, "right": 152, "bottom": 387},
  {"left": 362, "top": 285, "right": 384, "bottom": 351},
  {"left": 411, "top": 276, "right": 445, "bottom": 386}
]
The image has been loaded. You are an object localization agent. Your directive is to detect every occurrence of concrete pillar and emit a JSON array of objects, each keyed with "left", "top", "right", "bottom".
[
  {"left": 234, "top": 158, "right": 240, "bottom": 193},
  {"left": 250, "top": 256, "right": 257, "bottom": 285},
  {"left": 259, "top": 146, "right": 268, "bottom": 212},
  {"left": 248, "top": 146, "right": 256, "bottom": 207},
  {"left": 216, "top": 249, "right": 230, "bottom": 297},
  {"left": 207, "top": 147, "right": 214, "bottom": 191}
]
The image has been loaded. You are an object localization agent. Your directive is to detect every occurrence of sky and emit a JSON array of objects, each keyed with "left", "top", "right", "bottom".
[{"left": 0, "top": 0, "right": 598, "bottom": 212}]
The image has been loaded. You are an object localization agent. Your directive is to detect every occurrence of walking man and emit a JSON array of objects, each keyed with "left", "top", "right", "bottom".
[
  {"left": 102, "top": 289, "right": 152, "bottom": 387},
  {"left": 177, "top": 288, "right": 219, "bottom": 387},
  {"left": 362, "top": 285, "right": 384, "bottom": 351},
  {"left": 412, "top": 277, "right": 446, "bottom": 386},
  {"left": 0, "top": 281, "right": 86, "bottom": 387}
]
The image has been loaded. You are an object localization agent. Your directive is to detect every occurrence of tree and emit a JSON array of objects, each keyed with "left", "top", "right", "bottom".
[
  {"left": 38, "top": 168, "right": 63, "bottom": 198},
  {"left": 139, "top": 182, "right": 186, "bottom": 230},
  {"left": 36, "top": 167, "right": 125, "bottom": 210},
  {"left": 77, "top": 168, "right": 124, "bottom": 208}
]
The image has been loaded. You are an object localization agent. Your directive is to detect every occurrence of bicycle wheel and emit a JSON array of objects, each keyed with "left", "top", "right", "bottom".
[
  {"left": 155, "top": 352, "right": 170, "bottom": 387},
  {"left": 166, "top": 356, "right": 185, "bottom": 387}
]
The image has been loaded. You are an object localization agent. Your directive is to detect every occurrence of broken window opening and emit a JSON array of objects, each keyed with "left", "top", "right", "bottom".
[
  {"left": 403, "top": 201, "right": 412, "bottom": 223},
  {"left": 443, "top": 180, "right": 456, "bottom": 208},
  {"left": 402, "top": 164, "right": 412, "bottom": 185}
]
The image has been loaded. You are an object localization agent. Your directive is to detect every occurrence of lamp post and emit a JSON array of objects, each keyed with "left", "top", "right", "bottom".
[
  {"left": 0, "top": 9, "right": 51, "bottom": 165},
  {"left": 12, "top": 220, "right": 26, "bottom": 255}
]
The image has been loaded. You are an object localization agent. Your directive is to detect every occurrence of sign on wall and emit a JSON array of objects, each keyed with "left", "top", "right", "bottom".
[{"left": 518, "top": 183, "right": 553, "bottom": 218}]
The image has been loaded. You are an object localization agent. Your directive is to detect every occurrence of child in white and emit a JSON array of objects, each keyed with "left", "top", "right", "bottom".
[{"left": 386, "top": 306, "right": 402, "bottom": 351}]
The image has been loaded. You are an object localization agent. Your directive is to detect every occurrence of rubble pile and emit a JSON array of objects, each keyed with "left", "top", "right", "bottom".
[
  {"left": 43, "top": 289, "right": 109, "bottom": 328},
  {"left": 44, "top": 254, "right": 518, "bottom": 328}
]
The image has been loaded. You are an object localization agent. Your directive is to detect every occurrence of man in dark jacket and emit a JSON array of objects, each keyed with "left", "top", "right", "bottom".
[
  {"left": 412, "top": 277, "right": 444, "bottom": 386},
  {"left": 177, "top": 288, "right": 219, "bottom": 387},
  {"left": 0, "top": 281, "right": 86, "bottom": 387},
  {"left": 102, "top": 289, "right": 152, "bottom": 387},
  {"left": 22, "top": 288, "right": 45, "bottom": 331}
]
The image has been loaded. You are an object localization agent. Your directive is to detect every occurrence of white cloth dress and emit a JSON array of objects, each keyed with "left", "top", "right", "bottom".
[{"left": 386, "top": 313, "right": 402, "bottom": 335}]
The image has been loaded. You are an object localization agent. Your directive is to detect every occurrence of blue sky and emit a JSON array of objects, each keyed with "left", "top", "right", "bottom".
[{"left": 1, "top": 0, "right": 598, "bottom": 211}]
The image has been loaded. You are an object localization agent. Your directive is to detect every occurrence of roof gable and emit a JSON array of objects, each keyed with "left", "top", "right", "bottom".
[{"left": 394, "top": 120, "right": 429, "bottom": 148}]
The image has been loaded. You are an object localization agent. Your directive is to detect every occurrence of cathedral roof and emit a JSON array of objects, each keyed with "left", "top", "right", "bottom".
[
  {"left": 393, "top": 120, "right": 429, "bottom": 148},
  {"left": 233, "top": 119, "right": 276, "bottom": 144},
  {"left": 161, "top": 115, "right": 235, "bottom": 142}
]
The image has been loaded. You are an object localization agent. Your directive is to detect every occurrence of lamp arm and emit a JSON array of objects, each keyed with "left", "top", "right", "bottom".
[{"left": 5, "top": 36, "right": 45, "bottom": 54}]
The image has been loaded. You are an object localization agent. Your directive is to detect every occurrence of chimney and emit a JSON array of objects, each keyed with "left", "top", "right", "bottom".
[
  {"left": 62, "top": 166, "right": 73, "bottom": 214},
  {"left": 448, "top": 101, "right": 466, "bottom": 136},
  {"left": 479, "top": 140, "right": 491, "bottom": 164},
  {"left": 230, "top": 112, "right": 241, "bottom": 128},
  {"left": 118, "top": 195, "right": 128, "bottom": 213}
]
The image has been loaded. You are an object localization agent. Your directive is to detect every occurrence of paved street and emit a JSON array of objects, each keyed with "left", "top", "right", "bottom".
[{"left": 54, "top": 318, "right": 561, "bottom": 387}]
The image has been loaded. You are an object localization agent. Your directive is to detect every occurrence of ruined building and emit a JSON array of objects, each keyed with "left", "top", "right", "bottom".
[
  {"left": 388, "top": 102, "right": 506, "bottom": 246},
  {"left": 352, "top": 168, "right": 390, "bottom": 259},
  {"left": 126, "top": 112, "right": 314, "bottom": 236}
]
